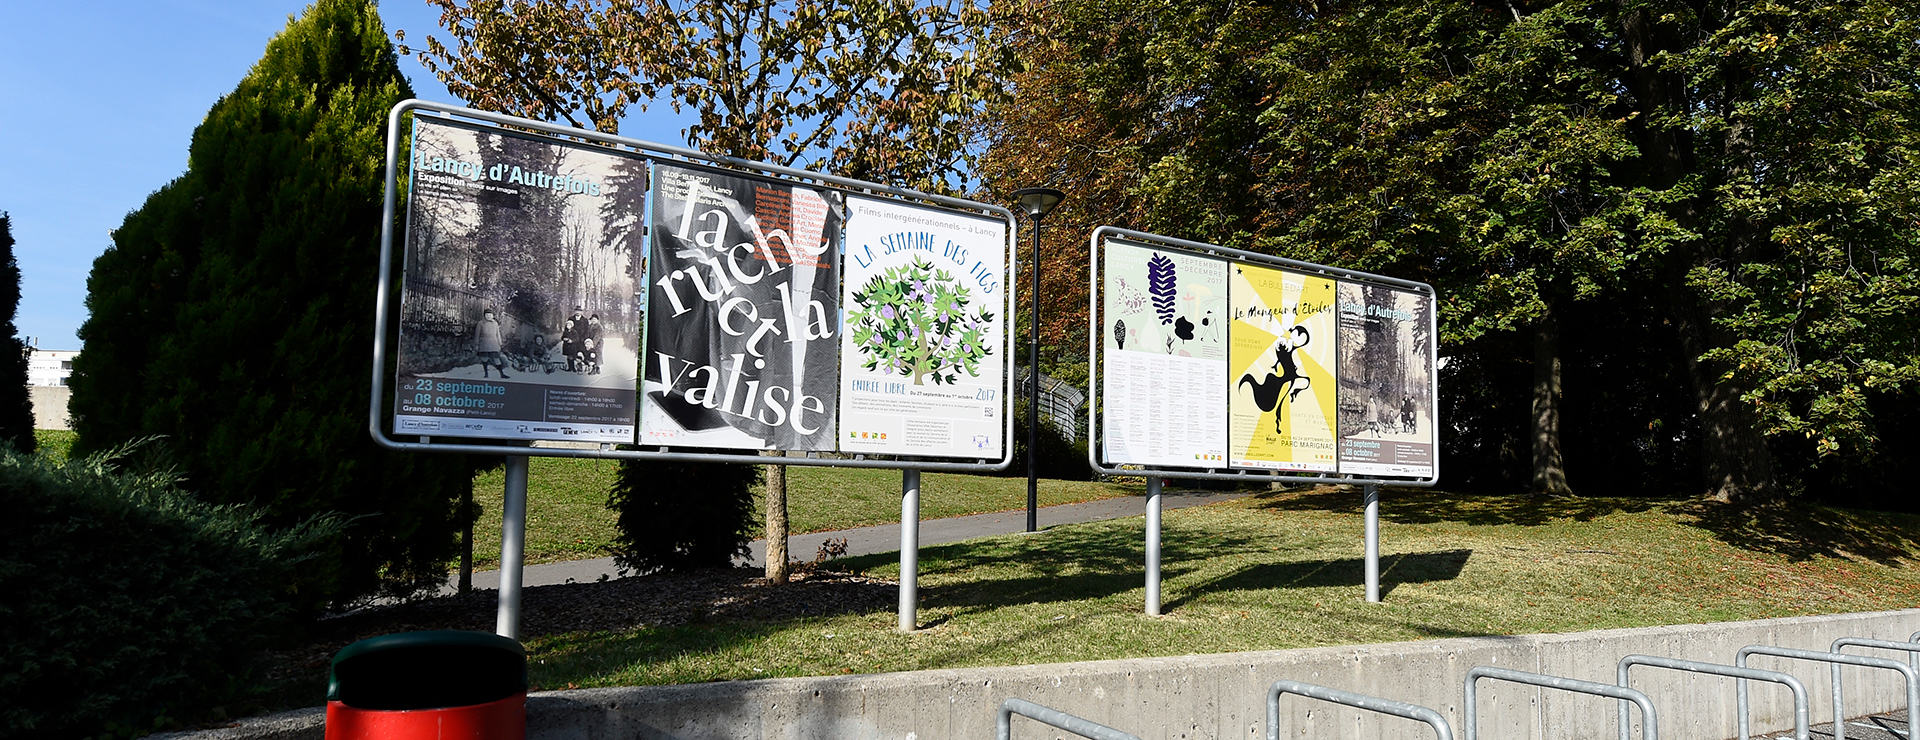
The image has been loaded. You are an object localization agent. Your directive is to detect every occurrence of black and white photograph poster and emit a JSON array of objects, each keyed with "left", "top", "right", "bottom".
[
  {"left": 1335, "top": 282, "right": 1436, "bottom": 477},
  {"left": 392, "top": 116, "right": 644, "bottom": 443},
  {"left": 838, "top": 195, "right": 1008, "bottom": 459},
  {"left": 639, "top": 163, "right": 841, "bottom": 451}
]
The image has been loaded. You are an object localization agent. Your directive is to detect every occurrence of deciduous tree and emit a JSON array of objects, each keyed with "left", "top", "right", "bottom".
[{"left": 984, "top": 0, "right": 1920, "bottom": 504}]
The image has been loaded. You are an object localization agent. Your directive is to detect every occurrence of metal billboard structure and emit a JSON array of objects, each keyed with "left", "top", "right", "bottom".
[
  {"left": 1086, "top": 226, "right": 1441, "bottom": 610},
  {"left": 368, "top": 100, "right": 1019, "bottom": 635}
]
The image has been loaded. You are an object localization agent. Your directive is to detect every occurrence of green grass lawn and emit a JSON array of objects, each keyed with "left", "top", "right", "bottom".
[
  {"left": 467, "top": 460, "right": 1145, "bottom": 569},
  {"left": 524, "top": 487, "right": 1920, "bottom": 690},
  {"left": 33, "top": 429, "right": 74, "bottom": 464}
]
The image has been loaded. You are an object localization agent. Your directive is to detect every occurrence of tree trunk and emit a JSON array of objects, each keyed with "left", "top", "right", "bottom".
[
  {"left": 763, "top": 453, "right": 789, "bottom": 584},
  {"left": 459, "top": 486, "right": 474, "bottom": 594},
  {"left": 1618, "top": 5, "right": 1777, "bottom": 504},
  {"left": 1671, "top": 298, "right": 1778, "bottom": 504},
  {"left": 1530, "top": 301, "right": 1573, "bottom": 496}
]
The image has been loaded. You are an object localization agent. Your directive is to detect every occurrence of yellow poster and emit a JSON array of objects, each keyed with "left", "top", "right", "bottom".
[{"left": 1227, "top": 263, "right": 1338, "bottom": 471}]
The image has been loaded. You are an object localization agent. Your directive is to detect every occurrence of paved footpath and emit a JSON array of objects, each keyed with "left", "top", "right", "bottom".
[{"left": 450, "top": 488, "right": 1249, "bottom": 592}]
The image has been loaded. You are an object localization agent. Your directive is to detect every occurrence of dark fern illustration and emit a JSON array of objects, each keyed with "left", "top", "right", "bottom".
[{"left": 1147, "top": 253, "right": 1177, "bottom": 326}]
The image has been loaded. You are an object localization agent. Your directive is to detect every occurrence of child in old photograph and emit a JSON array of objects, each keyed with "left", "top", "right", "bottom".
[{"left": 475, "top": 309, "right": 510, "bottom": 379}]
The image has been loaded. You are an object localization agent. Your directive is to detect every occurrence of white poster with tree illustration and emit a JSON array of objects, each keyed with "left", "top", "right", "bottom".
[
  {"left": 1100, "top": 240, "right": 1229, "bottom": 467},
  {"left": 838, "top": 195, "right": 1008, "bottom": 458}
]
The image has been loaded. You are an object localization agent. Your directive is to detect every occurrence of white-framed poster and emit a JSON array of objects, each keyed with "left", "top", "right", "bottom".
[
  {"left": 1100, "top": 241, "right": 1230, "bottom": 467},
  {"left": 837, "top": 195, "right": 1008, "bottom": 458}
]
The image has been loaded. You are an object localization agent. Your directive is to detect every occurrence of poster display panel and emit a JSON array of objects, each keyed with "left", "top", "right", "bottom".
[
  {"left": 392, "top": 116, "right": 643, "bottom": 443},
  {"left": 1227, "top": 263, "right": 1338, "bottom": 471},
  {"left": 1335, "top": 283, "right": 1436, "bottom": 476},
  {"left": 1100, "top": 241, "right": 1229, "bottom": 466},
  {"left": 639, "top": 163, "right": 841, "bottom": 451},
  {"left": 837, "top": 195, "right": 1009, "bottom": 458}
]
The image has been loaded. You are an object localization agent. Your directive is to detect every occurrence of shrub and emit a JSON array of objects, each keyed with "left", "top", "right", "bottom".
[
  {"left": 1006, "top": 397, "right": 1093, "bottom": 481},
  {"left": 68, "top": 0, "right": 474, "bottom": 607},
  {"left": 606, "top": 454, "right": 762, "bottom": 573},
  {"left": 0, "top": 443, "right": 339, "bottom": 737}
]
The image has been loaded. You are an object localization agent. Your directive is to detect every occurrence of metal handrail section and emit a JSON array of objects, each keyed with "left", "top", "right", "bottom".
[
  {"left": 1831, "top": 636, "right": 1920, "bottom": 736},
  {"left": 1083, "top": 224, "right": 1442, "bottom": 486},
  {"left": 368, "top": 99, "right": 1020, "bottom": 472},
  {"left": 1266, "top": 680, "right": 1454, "bottom": 740},
  {"left": 1465, "top": 665, "right": 1658, "bottom": 740},
  {"left": 997, "top": 698, "right": 1142, "bottom": 740},
  {"left": 1616, "top": 654, "right": 1809, "bottom": 740},
  {"left": 1737, "top": 644, "right": 1918, "bottom": 740}
]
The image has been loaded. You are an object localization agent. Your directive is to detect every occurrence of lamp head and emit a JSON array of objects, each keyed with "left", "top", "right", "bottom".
[{"left": 1012, "top": 187, "right": 1065, "bottom": 219}]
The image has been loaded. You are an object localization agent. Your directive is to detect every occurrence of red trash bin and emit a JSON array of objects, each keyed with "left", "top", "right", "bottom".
[{"left": 324, "top": 630, "right": 527, "bottom": 740}]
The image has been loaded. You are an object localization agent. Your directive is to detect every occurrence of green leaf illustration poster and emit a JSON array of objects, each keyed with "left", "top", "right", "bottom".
[{"left": 838, "top": 195, "right": 1007, "bottom": 458}]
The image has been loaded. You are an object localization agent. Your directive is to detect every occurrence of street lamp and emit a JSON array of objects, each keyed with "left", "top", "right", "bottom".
[{"left": 1011, "top": 187, "right": 1064, "bottom": 533}]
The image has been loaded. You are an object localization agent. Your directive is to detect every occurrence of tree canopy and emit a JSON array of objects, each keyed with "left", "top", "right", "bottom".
[
  {"left": 983, "top": 0, "right": 1920, "bottom": 504},
  {"left": 402, "top": 0, "right": 1018, "bottom": 191}
]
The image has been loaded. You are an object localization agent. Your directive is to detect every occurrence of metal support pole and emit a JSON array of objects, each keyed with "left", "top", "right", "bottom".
[
  {"left": 899, "top": 468, "right": 921, "bottom": 632},
  {"left": 496, "top": 454, "right": 529, "bottom": 639},
  {"left": 1364, "top": 483, "right": 1381, "bottom": 603},
  {"left": 1146, "top": 476, "right": 1162, "bottom": 616}
]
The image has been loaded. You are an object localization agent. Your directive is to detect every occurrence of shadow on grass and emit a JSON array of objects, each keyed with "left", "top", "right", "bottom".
[
  {"left": 1167, "top": 549, "right": 1473, "bottom": 609},
  {"left": 1676, "top": 500, "right": 1920, "bottom": 566},
  {"left": 1250, "top": 487, "right": 1668, "bottom": 526}
]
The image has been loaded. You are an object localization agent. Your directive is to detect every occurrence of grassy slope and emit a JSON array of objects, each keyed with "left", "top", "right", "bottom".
[
  {"left": 525, "top": 487, "right": 1920, "bottom": 689},
  {"left": 467, "top": 461, "right": 1144, "bottom": 569}
]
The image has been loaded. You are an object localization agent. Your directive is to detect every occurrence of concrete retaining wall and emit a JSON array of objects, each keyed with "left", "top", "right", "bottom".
[{"left": 163, "top": 609, "right": 1920, "bottom": 740}]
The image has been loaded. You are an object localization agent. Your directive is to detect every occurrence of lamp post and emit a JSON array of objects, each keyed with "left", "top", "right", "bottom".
[{"left": 1011, "top": 187, "right": 1063, "bottom": 533}]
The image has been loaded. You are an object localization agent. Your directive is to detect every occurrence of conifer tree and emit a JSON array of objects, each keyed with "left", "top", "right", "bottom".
[
  {"left": 0, "top": 214, "right": 33, "bottom": 453},
  {"left": 70, "top": 0, "right": 472, "bottom": 606}
]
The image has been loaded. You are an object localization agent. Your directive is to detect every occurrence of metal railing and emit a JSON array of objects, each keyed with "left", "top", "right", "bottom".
[
  {"left": 1465, "top": 666, "right": 1658, "bottom": 740},
  {"left": 1615, "top": 654, "right": 1808, "bottom": 740},
  {"left": 1830, "top": 637, "right": 1920, "bottom": 738},
  {"left": 998, "top": 698, "right": 1142, "bottom": 740},
  {"left": 1737, "top": 645, "right": 1918, "bottom": 740},
  {"left": 1266, "top": 680, "right": 1453, "bottom": 740}
]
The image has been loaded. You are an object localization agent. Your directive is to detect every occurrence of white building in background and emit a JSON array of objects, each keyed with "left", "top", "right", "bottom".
[
  {"left": 28, "top": 348, "right": 78, "bottom": 387},
  {"left": 27, "top": 348, "right": 78, "bottom": 430}
]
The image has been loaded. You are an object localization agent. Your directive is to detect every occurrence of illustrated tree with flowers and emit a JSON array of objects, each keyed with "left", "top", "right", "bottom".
[{"left": 847, "top": 257, "right": 994, "bottom": 385}]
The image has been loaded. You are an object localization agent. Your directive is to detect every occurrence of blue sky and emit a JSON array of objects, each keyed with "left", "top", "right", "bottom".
[{"left": 0, "top": 1, "right": 692, "bottom": 349}]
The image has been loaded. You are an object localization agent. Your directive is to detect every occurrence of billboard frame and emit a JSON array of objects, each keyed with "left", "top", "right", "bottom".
[
  {"left": 1086, "top": 225, "right": 1441, "bottom": 487},
  {"left": 368, "top": 99, "right": 1019, "bottom": 474}
]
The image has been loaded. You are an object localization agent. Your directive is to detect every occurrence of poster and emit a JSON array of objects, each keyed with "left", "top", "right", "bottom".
[
  {"left": 1336, "top": 282, "right": 1436, "bottom": 476},
  {"left": 392, "top": 116, "right": 643, "bottom": 443},
  {"left": 1100, "top": 241, "right": 1229, "bottom": 466},
  {"left": 1227, "top": 263, "right": 1338, "bottom": 471},
  {"left": 639, "top": 163, "right": 841, "bottom": 451},
  {"left": 837, "top": 195, "right": 1008, "bottom": 458}
]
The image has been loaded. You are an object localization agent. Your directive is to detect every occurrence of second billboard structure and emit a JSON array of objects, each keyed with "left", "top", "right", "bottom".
[{"left": 1097, "top": 234, "right": 1436, "bottom": 480}]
